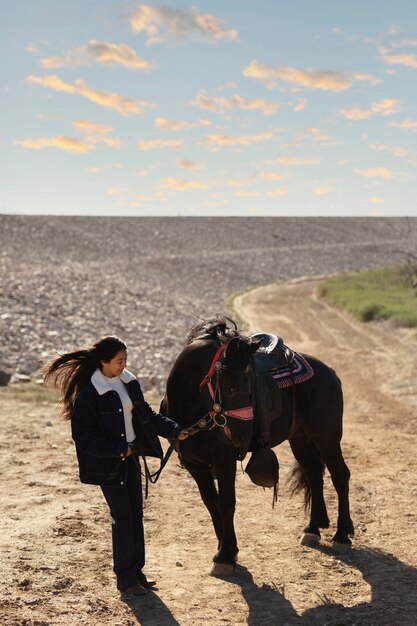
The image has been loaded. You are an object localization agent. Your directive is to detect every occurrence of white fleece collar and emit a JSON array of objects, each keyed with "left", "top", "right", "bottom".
[{"left": 91, "top": 368, "right": 136, "bottom": 395}]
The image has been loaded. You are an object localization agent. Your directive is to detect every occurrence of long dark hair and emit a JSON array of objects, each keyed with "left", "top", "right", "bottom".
[{"left": 42, "top": 336, "right": 126, "bottom": 420}]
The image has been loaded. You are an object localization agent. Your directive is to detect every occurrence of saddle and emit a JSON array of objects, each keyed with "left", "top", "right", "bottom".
[
  {"left": 251, "top": 332, "right": 295, "bottom": 372},
  {"left": 245, "top": 333, "right": 293, "bottom": 501},
  {"left": 250, "top": 333, "right": 294, "bottom": 446}
]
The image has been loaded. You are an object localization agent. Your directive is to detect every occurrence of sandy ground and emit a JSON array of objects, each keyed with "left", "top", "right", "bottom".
[{"left": 2, "top": 278, "right": 417, "bottom": 626}]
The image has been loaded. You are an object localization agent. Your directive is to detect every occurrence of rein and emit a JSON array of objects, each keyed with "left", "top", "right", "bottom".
[
  {"left": 138, "top": 442, "right": 176, "bottom": 498},
  {"left": 195, "top": 339, "right": 254, "bottom": 430}
]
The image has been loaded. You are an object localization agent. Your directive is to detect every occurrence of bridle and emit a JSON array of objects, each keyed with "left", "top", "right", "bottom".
[
  {"left": 142, "top": 338, "right": 254, "bottom": 491},
  {"left": 182, "top": 340, "right": 254, "bottom": 437}
]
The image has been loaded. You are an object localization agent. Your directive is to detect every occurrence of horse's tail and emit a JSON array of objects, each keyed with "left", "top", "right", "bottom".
[
  {"left": 287, "top": 463, "right": 311, "bottom": 510},
  {"left": 287, "top": 453, "right": 325, "bottom": 512}
]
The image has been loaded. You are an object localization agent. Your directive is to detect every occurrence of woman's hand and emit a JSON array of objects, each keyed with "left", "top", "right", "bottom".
[
  {"left": 125, "top": 445, "right": 133, "bottom": 457},
  {"left": 177, "top": 429, "right": 189, "bottom": 440}
]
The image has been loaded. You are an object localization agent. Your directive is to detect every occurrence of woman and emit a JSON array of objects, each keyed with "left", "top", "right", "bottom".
[{"left": 43, "top": 335, "right": 188, "bottom": 596}]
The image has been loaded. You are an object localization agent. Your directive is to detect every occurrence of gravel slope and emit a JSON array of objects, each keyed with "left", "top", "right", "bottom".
[{"left": 1, "top": 215, "right": 416, "bottom": 389}]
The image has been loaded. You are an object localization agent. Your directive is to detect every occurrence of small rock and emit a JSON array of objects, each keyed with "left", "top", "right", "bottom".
[
  {"left": 11, "top": 373, "right": 31, "bottom": 383},
  {"left": 0, "top": 369, "right": 11, "bottom": 386}
]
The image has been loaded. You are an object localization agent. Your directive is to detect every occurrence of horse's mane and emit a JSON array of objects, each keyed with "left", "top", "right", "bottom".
[{"left": 186, "top": 316, "right": 243, "bottom": 345}]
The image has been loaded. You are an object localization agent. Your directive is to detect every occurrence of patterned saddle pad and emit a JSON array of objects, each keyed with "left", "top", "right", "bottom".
[{"left": 269, "top": 351, "right": 314, "bottom": 389}]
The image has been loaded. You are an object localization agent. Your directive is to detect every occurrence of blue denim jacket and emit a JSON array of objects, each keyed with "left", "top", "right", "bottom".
[{"left": 71, "top": 369, "right": 181, "bottom": 487}]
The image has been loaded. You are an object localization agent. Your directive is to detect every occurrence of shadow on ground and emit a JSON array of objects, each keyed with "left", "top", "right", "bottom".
[
  {"left": 223, "top": 564, "right": 302, "bottom": 625},
  {"left": 120, "top": 546, "right": 417, "bottom": 625},
  {"left": 121, "top": 590, "right": 182, "bottom": 626},
  {"left": 302, "top": 546, "right": 417, "bottom": 625}
]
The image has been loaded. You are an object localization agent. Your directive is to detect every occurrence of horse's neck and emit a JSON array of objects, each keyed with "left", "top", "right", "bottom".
[{"left": 166, "top": 339, "right": 217, "bottom": 426}]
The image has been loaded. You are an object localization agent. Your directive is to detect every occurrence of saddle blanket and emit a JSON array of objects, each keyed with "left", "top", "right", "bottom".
[{"left": 269, "top": 352, "right": 314, "bottom": 389}]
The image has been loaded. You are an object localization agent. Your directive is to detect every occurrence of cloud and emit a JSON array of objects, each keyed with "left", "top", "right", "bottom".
[
  {"left": 369, "top": 142, "right": 409, "bottom": 157},
  {"left": 338, "top": 98, "right": 402, "bottom": 120},
  {"left": 14, "top": 136, "right": 91, "bottom": 154},
  {"left": 178, "top": 159, "right": 202, "bottom": 170},
  {"left": 137, "top": 138, "right": 183, "bottom": 150},
  {"left": 15, "top": 120, "right": 121, "bottom": 154},
  {"left": 291, "top": 97, "right": 308, "bottom": 112},
  {"left": 130, "top": 5, "right": 238, "bottom": 45},
  {"left": 107, "top": 187, "right": 128, "bottom": 195},
  {"left": 389, "top": 119, "right": 417, "bottom": 131},
  {"left": 390, "top": 39, "right": 417, "bottom": 48},
  {"left": 26, "top": 40, "right": 50, "bottom": 54},
  {"left": 268, "top": 187, "right": 289, "bottom": 196},
  {"left": 243, "top": 61, "right": 380, "bottom": 91},
  {"left": 153, "top": 116, "right": 210, "bottom": 131},
  {"left": 379, "top": 47, "right": 417, "bottom": 69},
  {"left": 313, "top": 185, "right": 334, "bottom": 194},
  {"left": 366, "top": 196, "right": 384, "bottom": 203},
  {"left": 41, "top": 40, "right": 155, "bottom": 70},
  {"left": 73, "top": 120, "right": 121, "bottom": 147},
  {"left": 27, "top": 42, "right": 42, "bottom": 54},
  {"left": 28, "top": 74, "right": 74, "bottom": 93},
  {"left": 86, "top": 162, "right": 124, "bottom": 174},
  {"left": 271, "top": 156, "right": 321, "bottom": 165},
  {"left": 27, "top": 74, "right": 156, "bottom": 115},
  {"left": 154, "top": 117, "right": 192, "bottom": 131},
  {"left": 73, "top": 120, "right": 114, "bottom": 135},
  {"left": 129, "top": 191, "right": 168, "bottom": 205},
  {"left": 236, "top": 191, "right": 258, "bottom": 197},
  {"left": 259, "top": 171, "right": 285, "bottom": 181},
  {"left": 296, "top": 127, "right": 343, "bottom": 146},
  {"left": 202, "top": 131, "right": 273, "bottom": 150},
  {"left": 159, "top": 177, "right": 209, "bottom": 191},
  {"left": 191, "top": 90, "right": 278, "bottom": 115},
  {"left": 355, "top": 167, "right": 394, "bottom": 179},
  {"left": 224, "top": 176, "right": 255, "bottom": 188}
]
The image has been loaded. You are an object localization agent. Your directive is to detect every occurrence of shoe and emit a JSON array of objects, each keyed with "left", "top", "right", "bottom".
[
  {"left": 138, "top": 574, "right": 157, "bottom": 589},
  {"left": 121, "top": 583, "right": 147, "bottom": 596},
  {"left": 142, "top": 578, "right": 157, "bottom": 589}
]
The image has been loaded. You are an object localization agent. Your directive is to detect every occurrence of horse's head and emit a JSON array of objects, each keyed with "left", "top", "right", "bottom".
[
  {"left": 202, "top": 335, "right": 262, "bottom": 458},
  {"left": 165, "top": 316, "right": 262, "bottom": 460}
]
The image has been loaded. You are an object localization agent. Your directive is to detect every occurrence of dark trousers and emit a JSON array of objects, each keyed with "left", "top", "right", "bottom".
[{"left": 101, "top": 456, "right": 145, "bottom": 590}]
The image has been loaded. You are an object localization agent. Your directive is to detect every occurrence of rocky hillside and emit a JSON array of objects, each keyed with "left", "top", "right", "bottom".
[{"left": 1, "top": 215, "right": 416, "bottom": 391}]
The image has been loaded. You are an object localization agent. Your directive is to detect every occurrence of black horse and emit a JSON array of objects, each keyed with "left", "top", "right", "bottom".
[{"left": 161, "top": 317, "right": 353, "bottom": 574}]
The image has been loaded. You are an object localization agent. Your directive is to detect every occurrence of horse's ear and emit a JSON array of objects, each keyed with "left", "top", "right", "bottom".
[
  {"left": 250, "top": 338, "right": 263, "bottom": 354},
  {"left": 223, "top": 337, "right": 240, "bottom": 359}
]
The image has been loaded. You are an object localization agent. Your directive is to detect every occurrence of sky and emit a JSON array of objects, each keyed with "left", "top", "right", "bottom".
[{"left": 1, "top": 0, "right": 417, "bottom": 217}]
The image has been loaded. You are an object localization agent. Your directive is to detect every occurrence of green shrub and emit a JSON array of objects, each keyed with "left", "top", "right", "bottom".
[{"left": 318, "top": 266, "right": 417, "bottom": 329}]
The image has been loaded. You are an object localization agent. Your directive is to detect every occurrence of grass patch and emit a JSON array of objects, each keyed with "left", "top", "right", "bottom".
[
  {"left": 317, "top": 266, "right": 417, "bottom": 328},
  {"left": 0, "top": 381, "right": 60, "bottom": 404}
]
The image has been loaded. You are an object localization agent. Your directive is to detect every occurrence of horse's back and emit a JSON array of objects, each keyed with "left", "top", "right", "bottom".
[{"left": 269, "top": 352, "right": 343, "bottom": 446}]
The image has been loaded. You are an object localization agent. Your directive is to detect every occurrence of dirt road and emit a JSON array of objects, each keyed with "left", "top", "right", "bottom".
[{"left": 2, "top": 278, "right": 417, "bottom": 625}]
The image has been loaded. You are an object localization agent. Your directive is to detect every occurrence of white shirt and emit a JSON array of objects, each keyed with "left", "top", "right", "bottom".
[{"left": 91, "top": 368, "right": 136, "bottom": 443}]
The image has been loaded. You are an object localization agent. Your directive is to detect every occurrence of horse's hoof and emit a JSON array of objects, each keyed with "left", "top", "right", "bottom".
[
  {"left": 210, "top": 562, "right": 235, "bottom": 576},
  {"left": 300, "top": 532, "right": 320, "bottom": 547},
  {"left": 333, "top": 540, "right": 352, "bottom": 553}
]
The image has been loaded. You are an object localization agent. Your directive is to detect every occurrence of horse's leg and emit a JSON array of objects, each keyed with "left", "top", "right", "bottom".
[
  {"left": 188, "top": 467, "right": 223, "bottom": 545},
  {"left": 319, "top": 443, "right": 354, "bottom": 551},
  {"left": 211, "top": 454, "right": 238, "bottom": 575},
  {"left": 289, "top": 435, "right": 330, "bottom": 546}
]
